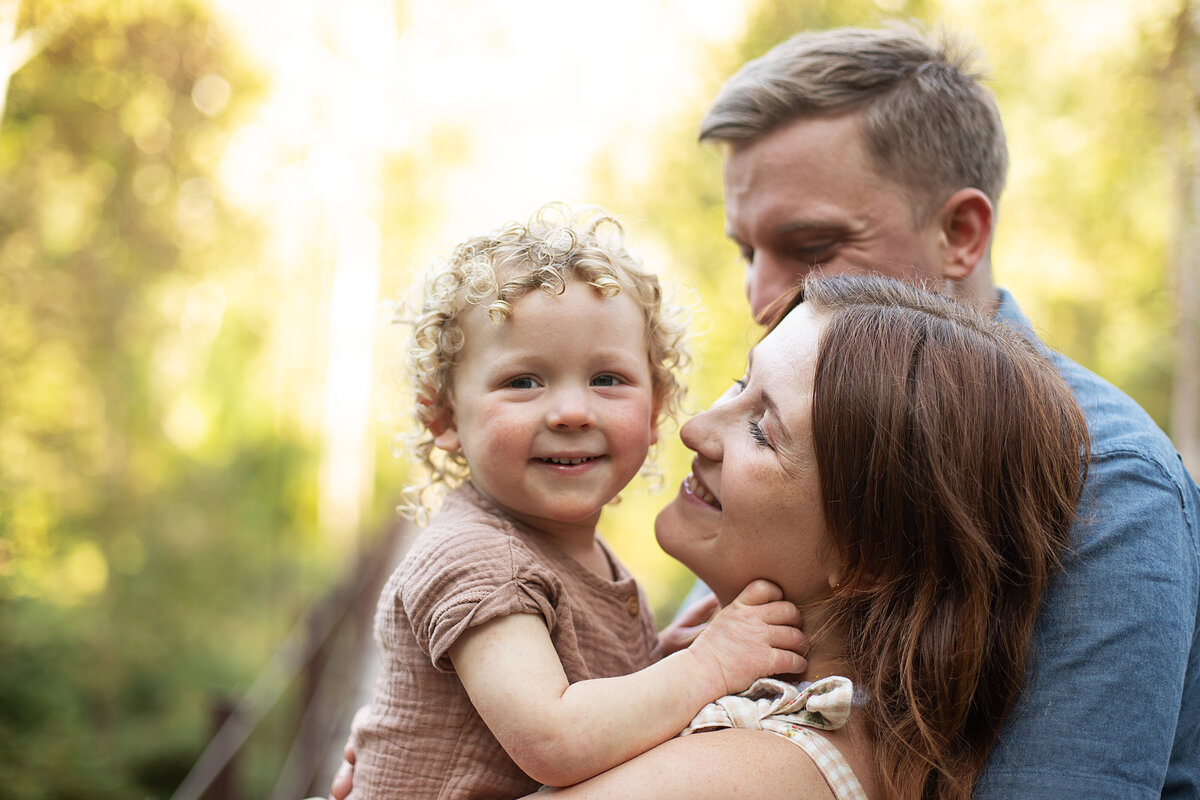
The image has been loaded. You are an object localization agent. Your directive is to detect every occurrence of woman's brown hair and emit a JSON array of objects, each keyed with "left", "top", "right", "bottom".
[{"left": 798, "top": 274, "right": 1088, "bottom": 800}]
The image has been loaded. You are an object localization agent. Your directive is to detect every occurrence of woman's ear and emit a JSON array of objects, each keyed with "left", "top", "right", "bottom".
[
  {"left": 428, "top": 405, "right": 460, "bottom": 452},
  {"left": 937, "top": 188, "right": 994, "bottom": 282}
]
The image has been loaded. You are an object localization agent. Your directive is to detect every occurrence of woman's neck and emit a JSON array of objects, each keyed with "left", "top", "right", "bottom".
[
  {"left": 796, "top": 606, "right": 851, "bottom": 684},
  {"left": 801, "top": 650, "right": 850, "bottom": 684}
]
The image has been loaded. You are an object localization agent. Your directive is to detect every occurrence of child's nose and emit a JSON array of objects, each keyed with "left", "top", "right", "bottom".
[{"left": 546, "top": 387, "right": 596, "bottom": 430}]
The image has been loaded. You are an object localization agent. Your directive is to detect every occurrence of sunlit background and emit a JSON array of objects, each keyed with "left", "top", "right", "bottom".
[{"left": 2, "top": 0, "right": 1196, "bottom": 796}]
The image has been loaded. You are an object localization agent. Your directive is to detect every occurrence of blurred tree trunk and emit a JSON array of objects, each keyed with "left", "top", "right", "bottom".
[
  {"left": 0, "top": 0, "right": 67, "bottom": 123},
  {"left": 0, "top": 0, "right": 22, "bottom": 119},
  {"left": 1171, "top": 1, "right": 1200, "bottom": 475}
]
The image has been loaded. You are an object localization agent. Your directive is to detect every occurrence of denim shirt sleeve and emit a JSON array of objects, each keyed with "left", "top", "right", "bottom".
[{"left": 978, "top": 291, "right": 1200, "bottom": 800}]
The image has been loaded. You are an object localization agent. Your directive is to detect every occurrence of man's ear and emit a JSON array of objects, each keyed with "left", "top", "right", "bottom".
[
  {"left": 428, "top": 405, "right": 460, "bottom": 452},
  {"left": 936, "top": 188, "right": 993, "bottom": 282}
]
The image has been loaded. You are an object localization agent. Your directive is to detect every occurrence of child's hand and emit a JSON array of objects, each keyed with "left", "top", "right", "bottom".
[
  {"left": 686, "top": 579, "right": 806, "bottom": 697},
  {"left": 329, "top": 704, "right": 367, "bottom": 800},
  {"left": 658, "top": 592, "right": 718, "bottom": 656},
  {"left": 330, "top": 737, "right": 355, "bottom": 800}
]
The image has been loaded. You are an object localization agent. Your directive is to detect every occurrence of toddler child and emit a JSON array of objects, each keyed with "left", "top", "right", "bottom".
[{"left": 347, "top": 204, "right": 804, "bottom": 799}]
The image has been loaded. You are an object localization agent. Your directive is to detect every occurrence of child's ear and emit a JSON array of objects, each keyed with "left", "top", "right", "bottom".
[{"left": 428, "top": 405, "right": 460, "bottom": 452}]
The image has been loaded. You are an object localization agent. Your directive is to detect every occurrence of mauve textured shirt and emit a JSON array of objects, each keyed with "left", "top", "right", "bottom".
[{"left": 349, "top": 482, "right": 659, "bottom": 800}]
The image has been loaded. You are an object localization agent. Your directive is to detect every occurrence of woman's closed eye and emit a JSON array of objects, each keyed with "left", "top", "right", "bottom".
[{"left": 748, "top": 420, "right": 771, "bottom": 448}]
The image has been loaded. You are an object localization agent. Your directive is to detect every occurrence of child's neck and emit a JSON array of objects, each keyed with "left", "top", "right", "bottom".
[
  {"left": 528, "top": 522, "right": 613, "bottom": 581},
  {"left": 471, "top": 483, "right": 614, "bottom": 580},
  {"left": 567, "top": 537, "right": 615, "bottom": 581}
]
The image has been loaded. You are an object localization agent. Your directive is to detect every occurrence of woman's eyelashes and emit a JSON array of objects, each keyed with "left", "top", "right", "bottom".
[{"left": 748, "top": 420, "right": 772, "bottom": 448}]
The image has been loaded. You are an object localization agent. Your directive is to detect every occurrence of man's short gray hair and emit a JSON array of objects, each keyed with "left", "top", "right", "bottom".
[{"left": 700, "top": 24, "right": 1008, "bottom": 219}]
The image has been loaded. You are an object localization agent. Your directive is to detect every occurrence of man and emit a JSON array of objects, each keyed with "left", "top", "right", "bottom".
[
  {"left": 697, "top": 24, "right": 1199, "bottom": 799},
  {"left": 334, "top": 24, "right": 1200, "bottom": 798}
]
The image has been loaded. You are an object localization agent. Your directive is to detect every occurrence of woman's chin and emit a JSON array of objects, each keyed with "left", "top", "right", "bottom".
[{"left": 655, "top": 499, "right": 719, "bottom": 579}]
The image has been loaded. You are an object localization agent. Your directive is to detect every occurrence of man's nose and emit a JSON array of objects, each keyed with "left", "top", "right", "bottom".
[
  {"left": 746, "top": 254, "right": 805, "bottom": 324},
  {"left": 546, "top": 386, "right": 597, "bottom": 430}
]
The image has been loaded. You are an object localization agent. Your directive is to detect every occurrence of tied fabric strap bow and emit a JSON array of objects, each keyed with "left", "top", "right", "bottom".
[{"left": 680, "top": 676, "right": 855, "bottom": 736}]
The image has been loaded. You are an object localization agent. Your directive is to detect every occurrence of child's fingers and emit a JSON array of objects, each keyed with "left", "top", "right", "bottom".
[
  {"left": 330, "top": 759, "right": 353, "bottom": 800},
  {"left": 757, "top": 599, "right": 802, "bottom": 627},
  {"left": 767, "top": 622, "right": 808, "bottom": 655},
  {"left": 732, "top": 578, "right": 784, "bottom": 606},
  {"left": 770, "top": 647, "right": 807, "bottom": 675}
]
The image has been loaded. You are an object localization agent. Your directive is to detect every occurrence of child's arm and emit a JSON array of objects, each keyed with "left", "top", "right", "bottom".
[{"left": 448, "top": 579, "right": 804, "bottom": 788}]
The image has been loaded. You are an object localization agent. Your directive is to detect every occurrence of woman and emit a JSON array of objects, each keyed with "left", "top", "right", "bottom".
[{"left": 531, "top": 274, "right": 1088, "bottom": 799}]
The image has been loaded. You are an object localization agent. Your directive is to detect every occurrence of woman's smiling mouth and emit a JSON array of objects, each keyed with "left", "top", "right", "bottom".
[{"left": 683, "top": 472, "right": 721, "bottom": 509}]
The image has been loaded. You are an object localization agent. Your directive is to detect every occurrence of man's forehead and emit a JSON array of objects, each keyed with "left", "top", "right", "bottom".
[{"left": 721, "top": 113, "right": 902, "bottom": 196}]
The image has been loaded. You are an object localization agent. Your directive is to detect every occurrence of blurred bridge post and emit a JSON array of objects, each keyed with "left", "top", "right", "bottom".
[{"left": 170, "top": 518, "right": 416, "bottom": 800}]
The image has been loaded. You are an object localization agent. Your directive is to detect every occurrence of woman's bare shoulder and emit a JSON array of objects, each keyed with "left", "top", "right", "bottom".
[{"left": 527, "top": 729, "right": 841, "bottom": 800}]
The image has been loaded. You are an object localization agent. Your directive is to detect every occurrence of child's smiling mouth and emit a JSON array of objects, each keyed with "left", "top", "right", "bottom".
[{"left": 536, "top": 455, "right": 603, "bottom": 466}]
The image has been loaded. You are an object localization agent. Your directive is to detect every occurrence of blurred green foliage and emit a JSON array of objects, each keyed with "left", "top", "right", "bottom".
[{"left": 0, "top": 0, "right": 342, "bottom": 796}]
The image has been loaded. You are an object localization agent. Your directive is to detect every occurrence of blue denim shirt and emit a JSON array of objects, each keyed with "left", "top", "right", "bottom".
[
  {"left": 678, "top": 289, "right": 1200, "bottom": 797},
  {"left": 975, "top": 290, "right": 1200, "bottom": 799}
]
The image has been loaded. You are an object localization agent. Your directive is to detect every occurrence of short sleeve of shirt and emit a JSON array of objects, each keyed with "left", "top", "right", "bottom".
[{"left": 397, "top": 513, "right": 563, "bottom": 673}]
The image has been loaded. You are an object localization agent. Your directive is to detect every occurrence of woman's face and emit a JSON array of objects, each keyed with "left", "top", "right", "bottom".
[{"left": 655, "top": 303, "right": 841, "bottom": 607}]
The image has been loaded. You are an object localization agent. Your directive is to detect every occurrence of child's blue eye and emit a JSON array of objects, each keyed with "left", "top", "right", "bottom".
[
  {"left": 509, "top": 377, "right": 538, "bottom": 389},
  {"left": 592, "top": 375, "right": 621, "bottom": 387}
]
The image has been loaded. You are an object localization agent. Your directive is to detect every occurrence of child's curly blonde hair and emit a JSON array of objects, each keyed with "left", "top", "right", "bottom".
[{"left": 397, "top": 203, "right": 689, "bottom": 520}]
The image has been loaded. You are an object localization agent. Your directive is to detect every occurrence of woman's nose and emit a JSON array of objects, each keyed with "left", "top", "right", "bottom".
[
  {"left": 546, "top": 387, "right": 596, "bottom": 430},
  {"left": 679, "top": 405, "right": 723, "bottom": 460}
]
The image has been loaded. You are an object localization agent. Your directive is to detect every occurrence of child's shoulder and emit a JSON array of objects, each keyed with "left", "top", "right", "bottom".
[
  {"left": 386, "top": 486, "right": 566, "bottom": 627},
  {"left": 410, "top": 484, "right": 516, "bottom": 545},
  {"left": 399, "top": 484, "right": 536, "bottom": 579}
]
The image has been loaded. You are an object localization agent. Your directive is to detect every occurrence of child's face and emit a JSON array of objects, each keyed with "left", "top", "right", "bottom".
[{"left": 432, "top": 279, "right": 658, "bottom": 537}]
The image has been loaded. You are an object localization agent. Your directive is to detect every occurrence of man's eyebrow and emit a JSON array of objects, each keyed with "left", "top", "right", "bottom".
[
  {"left": 727, "top": 219, "right": 842, "bottom": 237},
  {"left": 776, "top": 219, "right": 846, "bottom": 235}
]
